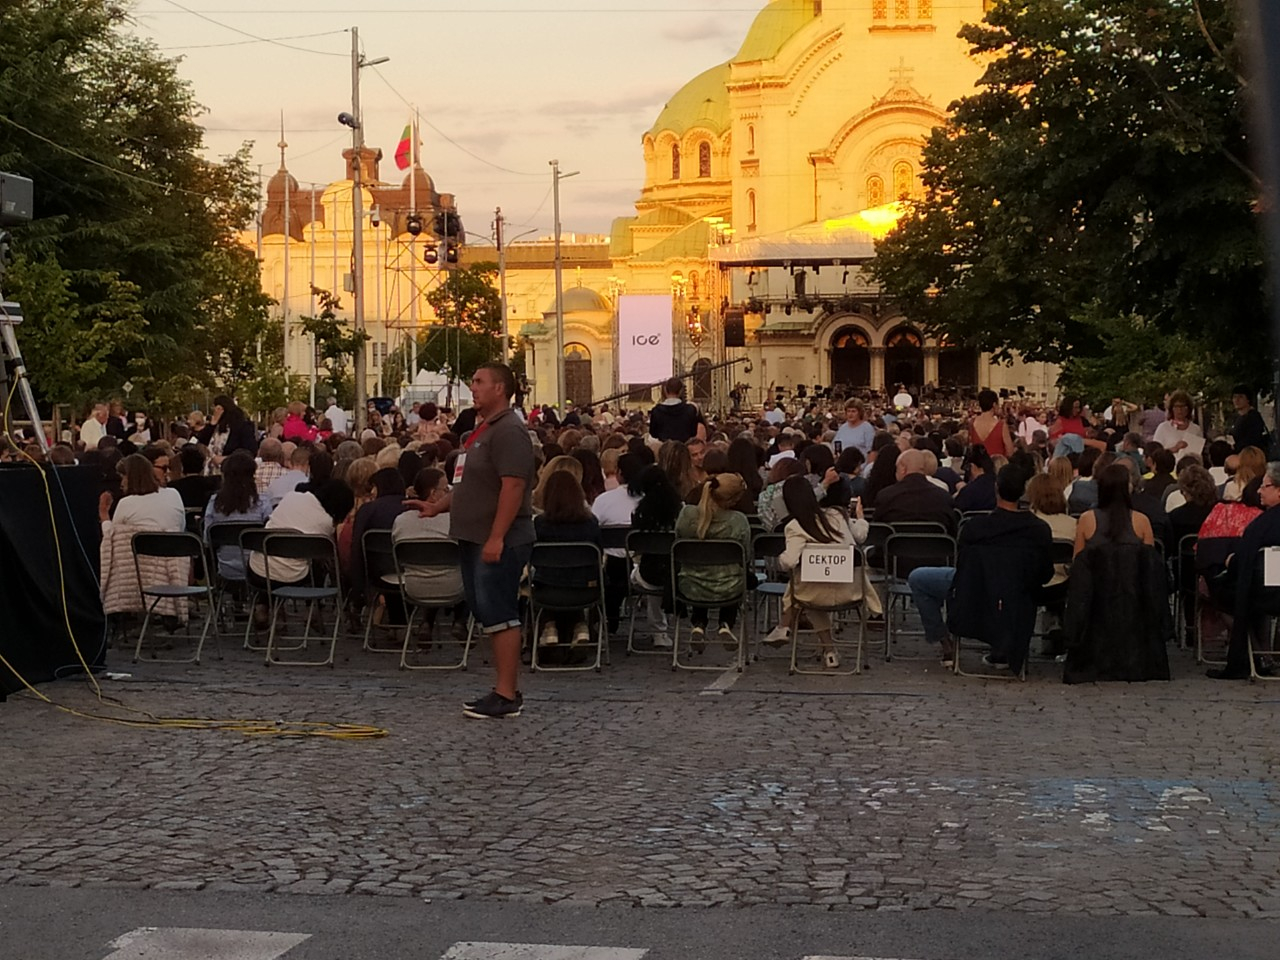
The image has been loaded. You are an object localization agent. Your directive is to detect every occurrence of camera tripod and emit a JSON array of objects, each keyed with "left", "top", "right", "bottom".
[{"left": 0, "top": 271, "right": 50, "bottom": 455}]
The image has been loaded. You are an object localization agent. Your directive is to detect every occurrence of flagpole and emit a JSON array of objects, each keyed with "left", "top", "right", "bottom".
[{"left": 409, "top": 110, "right": 419, "bottom": 383}]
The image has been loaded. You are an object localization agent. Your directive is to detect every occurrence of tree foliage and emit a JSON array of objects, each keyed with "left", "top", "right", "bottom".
[
  {"left": 299, "top": 289, "right": 368, "bottom": 407},
  {"left": 0, "top": 0, "right": 263, "bottom": 412},
  {"left": 871, "top": 0, "right": 1266, "bottom": 402}
]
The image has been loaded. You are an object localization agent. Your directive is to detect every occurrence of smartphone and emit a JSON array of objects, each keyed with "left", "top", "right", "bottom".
[{"left": 834, "top": 440, "right": 843, "bottom": 454}]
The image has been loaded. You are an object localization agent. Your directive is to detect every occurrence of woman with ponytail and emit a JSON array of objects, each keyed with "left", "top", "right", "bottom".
[{"left": 673, "top": 472, "right": 753, "bottom": 647}]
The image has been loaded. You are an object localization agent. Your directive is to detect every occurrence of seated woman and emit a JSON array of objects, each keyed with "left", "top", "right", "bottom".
[
  {"left": 1064, "top": 464, "right": 1170, "bottom": 683},
  {"left": 531, "top": 455, "right": 584, "bottom": 514},
  {"left": 532, "top": 470, "right": 602, "bottom": 647},
  {"left": 629, "top": 465, "right": 684, "bottom": 649},
  {"left": 757, "top": 457, "right": 805, "bottom": 531},
  {"left": 203, "top": 451, "right": 272, "bottom": 582},
  {"left": 765, "top": 476, "right": 880, "bottom": 669},
  {"left": 99, "top": 453, "right": 189, "bottom": 630},
  {"left": 674, "top": 473, "right": 754, "bottom": 648}
]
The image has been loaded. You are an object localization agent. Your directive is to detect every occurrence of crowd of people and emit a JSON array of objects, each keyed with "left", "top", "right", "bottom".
[{"left": 5, "top": 371, "right": 1279, "bottom": 715}]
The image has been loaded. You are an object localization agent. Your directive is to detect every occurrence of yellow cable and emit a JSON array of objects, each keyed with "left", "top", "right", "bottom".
[{"left": 1, "top": 380, "right": 387, "bottom": 740}]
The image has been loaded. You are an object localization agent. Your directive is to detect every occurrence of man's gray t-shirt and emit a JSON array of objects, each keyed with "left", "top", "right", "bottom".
[{"left": 449, "top": 407, "right": 536, "bottom": 546}]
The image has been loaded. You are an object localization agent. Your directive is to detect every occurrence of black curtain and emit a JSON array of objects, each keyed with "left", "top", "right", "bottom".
[{"left": 0, "top": 464, "right": 106, "bottom": 696}]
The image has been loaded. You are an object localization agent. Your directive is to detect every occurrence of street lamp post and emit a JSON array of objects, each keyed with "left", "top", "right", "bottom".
[
  {"left": 607, "top": 275, "right": 626, "bottom": 398},
  {"left": 670, "top": 273, "right": 688, "bottom": 380},
  {"left": 550, "top": 160, "right": 579, "bottom": 412}
]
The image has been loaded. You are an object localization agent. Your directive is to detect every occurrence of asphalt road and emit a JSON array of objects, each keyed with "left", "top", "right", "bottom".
[{"left": 5, "top": 885, "right": 1279, "bottom": 960}]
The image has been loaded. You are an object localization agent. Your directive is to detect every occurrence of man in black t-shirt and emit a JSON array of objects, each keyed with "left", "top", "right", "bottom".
[
  {"left": 648, "top": 377, "right": 706, "bottom": 443},
  {"left": 1231, "top": 385, "right": 1270, "bottom": 454}
]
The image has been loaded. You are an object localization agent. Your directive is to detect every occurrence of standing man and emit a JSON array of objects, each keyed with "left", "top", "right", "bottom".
[
  {"left": 834, "top": 400, "right": 875, "bottom": 457},
  {"left": 323, "top": 396, "right": 349, "bottom": 437},
  {"left": 79, "top": 403, "right": 110, "bottom": 451},
  {"left": 649, "top": 377, "right": 706, "bottom": 443},
  {"left": 411, "top": 363, "right": 536, "bottom": 718}
]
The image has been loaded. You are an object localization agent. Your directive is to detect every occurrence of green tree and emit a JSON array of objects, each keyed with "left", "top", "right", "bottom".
[
  {"left": 0, "top": 0, "right": 261, "bottom": 409},
  {"left": 871, "top": 0, "right": 1265, "bottom": 401},
  {"left": 299, "top": 289, "right": 368, "bottom": 408}
]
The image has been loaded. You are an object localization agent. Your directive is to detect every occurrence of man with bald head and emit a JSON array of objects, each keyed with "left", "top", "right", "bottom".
[{"left": 873, "top": 447, "right": 958, "bottom": 535}]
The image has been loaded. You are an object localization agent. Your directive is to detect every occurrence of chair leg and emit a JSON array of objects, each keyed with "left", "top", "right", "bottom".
[{"left": 133, "top": 597, "right": 159, "bottom": 663}]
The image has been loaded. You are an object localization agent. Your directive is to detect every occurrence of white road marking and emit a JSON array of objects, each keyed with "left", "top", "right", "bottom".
[
  {"left": 802, "top": 956, "right": 930, "bottom": 960},
  {"left": 104, "top": 927, "right": 310, "bottom": 960},
  {"left": 440, "top": 945, "right": 647, "bottom": 960},
  {"left": 700, "top": 667, "right": 743, "bottom": 695}
]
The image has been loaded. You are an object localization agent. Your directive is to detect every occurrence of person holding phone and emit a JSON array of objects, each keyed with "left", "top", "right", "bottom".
[{"left": 834, "top": 400, "right": 874, "bottom": 457}]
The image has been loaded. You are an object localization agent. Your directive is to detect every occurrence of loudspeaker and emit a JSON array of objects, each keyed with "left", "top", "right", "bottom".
[{"left": 723, "top": 307, "right": 745, "bottom": 348}]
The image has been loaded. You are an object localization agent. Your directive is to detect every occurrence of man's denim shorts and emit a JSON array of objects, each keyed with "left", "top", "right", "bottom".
[{"left": 459, "top": 539, "right": 532, "bottom": 634}]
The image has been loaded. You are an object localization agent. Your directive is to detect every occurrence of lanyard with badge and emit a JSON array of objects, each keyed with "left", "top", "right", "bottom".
[{"left": 453, "top": 421, "right": 489, "bottom": 484}]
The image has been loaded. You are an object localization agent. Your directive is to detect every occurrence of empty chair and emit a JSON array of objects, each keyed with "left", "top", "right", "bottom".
[{"left": 130, "top": 531, "right": 217, "bottom": 665}]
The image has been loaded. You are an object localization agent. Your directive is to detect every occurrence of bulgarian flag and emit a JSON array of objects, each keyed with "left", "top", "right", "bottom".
[{"left": 394, "top": 123, "right": 412, "bottom": 170}]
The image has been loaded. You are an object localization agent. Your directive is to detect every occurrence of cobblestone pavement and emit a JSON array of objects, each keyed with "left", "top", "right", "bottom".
[{"left": 2, "top": 626, "right": 1278, "bottom": 923}]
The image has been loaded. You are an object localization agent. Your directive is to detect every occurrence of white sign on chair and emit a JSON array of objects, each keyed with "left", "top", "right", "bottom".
[{"left": 800, "top": 545, "right": 856, "bottom": 583}]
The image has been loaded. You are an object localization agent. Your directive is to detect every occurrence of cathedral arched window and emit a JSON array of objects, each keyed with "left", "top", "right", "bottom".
[
  {"left": 747, "top": 190, "right": 757, "bottom": 229},
  {"left": 893, "top": 161, "right": 914, "bottom": 200},
  {"left": 671, "top": 143, "right": 681, "bottom": 180},
  {"left": 698, "top": 141, "right": 711, "bottom": 178},
  {"left": 689, "top": 272, "right": 700, "bottom": 300},
  {"left": 867, "top": 175, "right": 885, "bottom": 208},
  {"left": 747, "top": 125, "right": 756, "bottom": 155}
]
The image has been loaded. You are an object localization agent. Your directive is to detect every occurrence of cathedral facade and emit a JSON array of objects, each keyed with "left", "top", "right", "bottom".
[{"left": 509, "top": 0, "right": 1057, "bottom": 411}]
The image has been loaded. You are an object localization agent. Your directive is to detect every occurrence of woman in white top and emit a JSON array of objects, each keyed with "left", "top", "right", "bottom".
[
  {"left": 764, "top": 476, "right": 880, "bottom": 669},
  {"left": 99, "top": 454, "right": 188, "bottom": 619},
  {"left": 1152, "top": 390, "right": 1204, "bottom": 456}
]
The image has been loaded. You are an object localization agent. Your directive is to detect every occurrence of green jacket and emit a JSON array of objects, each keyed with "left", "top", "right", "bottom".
[{"left": 674, "top": 506, "right": 753, "bottom": 603}]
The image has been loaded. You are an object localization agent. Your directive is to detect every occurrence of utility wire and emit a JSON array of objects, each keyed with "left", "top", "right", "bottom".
[
  {"left": 154, "top": 0, "right": 348, "bottom": 57},
  {"left": 368, "top": 66, "right": 544, "bottom": 178},
  {"left": 158, "top": 29, "right": 348, "bottom": 51}
]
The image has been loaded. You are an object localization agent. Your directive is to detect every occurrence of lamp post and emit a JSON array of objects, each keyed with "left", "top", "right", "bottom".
[
  {"left": 495, "top": 213, "right": 538, "bottom": 369},
  {"left": 670, "top": 272, "right": 688, "bottom": 379},
  {"left": 607, "top": 275, "right": 626, "bottom": 397},
  {"left": 550, "top": 160, "right": 579, "bottom": 412}
]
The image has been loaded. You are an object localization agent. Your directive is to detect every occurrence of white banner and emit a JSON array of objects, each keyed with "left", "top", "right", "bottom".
[
  {"left": 800, "top": 545, "right": 856, "bottom": 584},
  {"left": 618, "top": 295, "right": 674, "bottom": 385}
]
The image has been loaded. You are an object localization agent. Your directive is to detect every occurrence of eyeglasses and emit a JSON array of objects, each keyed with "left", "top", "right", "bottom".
[{"left": 1263, "top": 480, "right": 1277, "bottom": 489}]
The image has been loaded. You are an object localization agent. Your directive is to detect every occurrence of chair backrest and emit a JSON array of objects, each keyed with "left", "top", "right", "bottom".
[
  {"left": 262, "top": 532, "right": 336, "bottom": 563},
  {"left": 752, "top": 531, "right": 786, "bottom": 560},
  {"left": 393, "top": 537, "right": 461, "bottom": 569},
  {"left": 240, "top": 528, "right": 271, "bottom": 554},
  {"left": 1050, "top": 539, "right": 1075, "bottom": 566},
  {"left": 863, "top": 521, "right": 894, "bottom": 566},
  {"left": 627, "top": 529, "right": 674, "bottom": 558},
  {"left": 529, "top": 542, "right": 605, "bottom": 605},
  {"left": 890, "top": 520, "right": 948, "bottom": 535},
  {"left": 884, "top": 531, "right": 957, "bottom": 579},
  {"left": 208, "top": 521, "right": 264, "bottom": 551},
  {"left": 599, "top": 525, "right": 632, "bottom": 551},
  {"left": 671, "top": 538, "right": 748, "bottom": 604},
  {"left": 132, "top": 530, "right": 206, "bottom": 561},
  {"left": 531, "top": 541, "right": 603, "bottom": 574},
  {"left": 362, "top": 528, "right": 395, "bottom": 561}
]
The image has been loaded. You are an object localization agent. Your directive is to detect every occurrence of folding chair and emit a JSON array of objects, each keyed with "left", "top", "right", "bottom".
[
  {"left": 259, "top": 532, "right": 343, "bottom": 667},
  {"left": 130, "top": 531, "right": 217, "bottom": 665},
  {"left": 392, "top": 538, "right": 473, "bottom": 671},
  {"left": 671, "top": 538, "right": 749, "bottom": 672},
  {"left": 206, "top": 521, "right": 263, "bottom": 633},
  {"left": 625, "top": 530, "right": 674, "bottom": 655},
  {"left": 1247, "top": 547, "right": 1280, "bottom": 682},
  {"left": 528, "top": 541, "right": 609, "bottom": 673},
  {"left": 240, "top": 528, "right": 272, "bottom": 651},
  {"left": 751, "top": 530, "right": 787, "bottom": 657},
  {"left": 1174, "top": 534, "right": 1198, "bottom": 650},
  {"left": 360, "top": 529, "right": 402, "bottom": 653},
  {"left": 787, "top": 543, "right": 868, "bottom": 677},
  {"left": 883, "top": 531, "right": 957, "bottom": 661}
]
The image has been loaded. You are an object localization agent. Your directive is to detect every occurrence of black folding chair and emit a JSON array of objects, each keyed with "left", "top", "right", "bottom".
[
  {"left": 259, "top": 532, "right": 343, "bottom": 667},
  {"left": 1174, "top": 534, "right": 1198, "bottom": 650},
  {"left": 751, "top": 530, "right": 788, "bottom": 656},
  {"left": 240, "top": 527, "right": 272, "bottom": 651},
  {"left": 625, "top": 530, "right": 675, "bottom": 655},
  {"left": 130, "top": 531, "right": 217, "bottom": 665},
  {"left": 671, "top": 538, "right": 749, "bottom": 672},
  {"left": 883, "top": 531, "right": 957, "bottom": 661},
  {"left": 206, "top": 521, "right": 263, "bottom": 632},
  {"left": 360, "top": 529, "right": 401, "bottom": 652},
  {"left": 528, "top": 541, "right": 609, "bottom": 673},
  {"left": 392, "top": 538, "right": 472, "bottom": 671},
  {"left": 786, "top": 543, "right": 870, "bottom": 677}
]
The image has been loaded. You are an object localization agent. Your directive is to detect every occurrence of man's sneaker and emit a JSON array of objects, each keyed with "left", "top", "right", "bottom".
[
  {"left": 689, "top": 626, "right": 706, "bottom": 647},
  {"left": 762, "top": 624, "right": 790, "bottom": 647},
  {"left": 539, "top": 622, "right": 559, "bottom": 646},
  {"left": 462, "top": 690, "right": 523, "bottom": 711},
  {"left": 651, "top": 630, "right": 673, "bottom": 650},
  {"left": 572, "top": 622, "right": 591, "bottom": 646},
  {"left": 718, "top": 624, "right": 739, "bottom": 651},
  {"left": 463, "top": 690, "right": 523, "bottom": 719}
]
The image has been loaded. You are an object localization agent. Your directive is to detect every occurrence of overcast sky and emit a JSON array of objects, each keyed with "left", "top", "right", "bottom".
[{"left": 129, "top": 1, "right": 768, "bottom": 238}]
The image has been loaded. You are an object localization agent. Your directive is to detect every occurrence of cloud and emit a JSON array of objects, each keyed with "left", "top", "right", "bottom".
[
  {"left": 660, "top": 17, "right": 738, "bottom": 44},
  {"left": 539, "top": 84, "right": 672, "bottom": 119}
]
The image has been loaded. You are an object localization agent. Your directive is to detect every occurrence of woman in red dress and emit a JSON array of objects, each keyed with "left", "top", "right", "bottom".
[{"left": 969, "top": 388, "right": 1014, "bottom": 459}]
